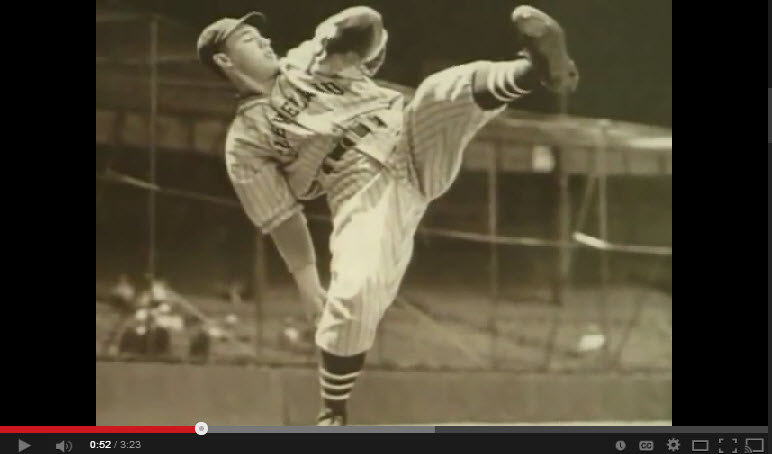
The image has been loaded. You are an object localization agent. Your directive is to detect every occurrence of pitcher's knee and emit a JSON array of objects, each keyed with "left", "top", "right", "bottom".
[
  {"left": 424, "top": 61, "right": 491, "bottom": 85},
  {"left": 413, "top": 61, "right": 489, "bottom": 105},
  {"left": 315, "top": 296, "right": 379, "bottom": 356},
  {"left": 316, "top": 326, "right": 376, "bottom": 356},
  {"left": 315, "top": 315, "right": 377, "bottom": 356}
]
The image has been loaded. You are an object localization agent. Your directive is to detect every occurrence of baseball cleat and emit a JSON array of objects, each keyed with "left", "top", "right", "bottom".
[
  {"left": 511, "top": 5, "right": 579, "bottom": 94},
  {"left": 316, "top": 408, "right": 347, "bottom": 426}
]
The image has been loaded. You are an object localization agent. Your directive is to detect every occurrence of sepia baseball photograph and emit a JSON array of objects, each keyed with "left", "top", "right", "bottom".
[{"left": 96, "top": 0, "right": 672, "bottom": 427}]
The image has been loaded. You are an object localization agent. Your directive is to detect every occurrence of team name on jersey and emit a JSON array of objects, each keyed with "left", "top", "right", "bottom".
[{"left": 269, "top": 78, "right": 348, "bottom": 157}]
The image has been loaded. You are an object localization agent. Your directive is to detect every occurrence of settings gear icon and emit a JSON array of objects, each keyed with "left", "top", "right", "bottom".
[{"left": 667, "top": 438, "right": 681, "bottom": 452}]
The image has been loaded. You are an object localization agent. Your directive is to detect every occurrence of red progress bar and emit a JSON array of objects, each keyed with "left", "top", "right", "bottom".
[{"left": 0, "top": 426, "right": 194, "bottom": 433}]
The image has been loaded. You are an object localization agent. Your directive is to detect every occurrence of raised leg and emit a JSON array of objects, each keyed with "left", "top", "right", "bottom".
[{"left": 405, "top": 5, "right": 577, "bottom": 201}]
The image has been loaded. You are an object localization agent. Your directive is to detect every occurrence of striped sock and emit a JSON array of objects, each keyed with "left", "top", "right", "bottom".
[
  {"left": 319, "top": 350, "right": 366, "bottom": 415},
  {"left": 472, "top": 59, "right": 537, "bottom": 110}
]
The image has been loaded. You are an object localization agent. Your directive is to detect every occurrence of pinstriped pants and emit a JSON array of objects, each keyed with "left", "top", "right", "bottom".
[{"left": 316, "top": 61, "right": 506, "bottom": 356}]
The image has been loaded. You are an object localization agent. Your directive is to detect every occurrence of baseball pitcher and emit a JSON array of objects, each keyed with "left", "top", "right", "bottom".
[{"left": 197, "top": 5, "right": 578, "bottom": 425}]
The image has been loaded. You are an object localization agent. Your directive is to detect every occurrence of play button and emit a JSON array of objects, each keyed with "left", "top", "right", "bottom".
[{"left": 18, "top": 439, "right": 30, "bottom": 452}]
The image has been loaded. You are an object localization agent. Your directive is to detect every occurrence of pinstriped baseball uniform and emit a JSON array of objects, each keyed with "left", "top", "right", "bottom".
[
  {"left": 225, "top": 33, "right": 403, "bottom": 231},
  {"left": 225, "top": 30, "right": 517, "bottom": 354},
  {"left": 315, "top": 61, "right": 509, "bottom": 356}
]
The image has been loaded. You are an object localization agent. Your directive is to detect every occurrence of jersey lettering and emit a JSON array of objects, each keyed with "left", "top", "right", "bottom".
[
  {"left": 312, "top": 82, "right": 345, "bottom": 95},
  {"left": 279, "top": 101, "right": 301, "bottom": 117},
  {"left": 271, "top": 124, "right": 287, "bottom": 139}
]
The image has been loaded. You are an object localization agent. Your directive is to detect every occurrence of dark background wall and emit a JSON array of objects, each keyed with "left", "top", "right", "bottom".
[
  {"left": 96, "top": 147, "right": 672, "bottom": 297},
  {"left": 122, "top": 0, "right": 672, "bottom": 126}
]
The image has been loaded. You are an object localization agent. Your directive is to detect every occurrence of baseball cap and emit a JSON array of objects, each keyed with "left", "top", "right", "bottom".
[{"left": 197, "top": 12, "right": 266, "bottom": 76}]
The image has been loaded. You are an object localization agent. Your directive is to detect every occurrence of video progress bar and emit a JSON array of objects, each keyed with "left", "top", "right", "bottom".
[{"left": 207, "top": 426, "right": 768, "bottom": 434}]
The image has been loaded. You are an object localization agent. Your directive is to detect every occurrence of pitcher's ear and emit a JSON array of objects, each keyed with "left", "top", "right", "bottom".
[{"left": 213, "top": 53, "right": 232, "bottom": 69}]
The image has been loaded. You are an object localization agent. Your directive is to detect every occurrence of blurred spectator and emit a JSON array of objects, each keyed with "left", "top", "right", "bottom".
[
  {"left": 136, "top": 276, "right": 171, "bottom": 309},
  {"left": 188, "top": 318, "right": 211, "bottom": 362},
  {"left": 151, "top": 279, "right": 169, "bottom": 303},
  {"left": 135, "top": 274, "right": 154, "bottom": 308},
  {"left": 224, "top": 313, "right": 239, "bottom": 326},
  {"left": 108, "top": 274, "right": 135, "bottom": 312},
  {"left": 117, "top": 308, "right": 174, "bottom": 357},
  {"left": 278, "top": 317, "right": 315, "bottom": 353},
  {"left": 148, "top": 325, "right": 171, "bottom": 356},
  {"left": 117, "top": 277, "right": 175, "bottom": 357},
  {"left": 119, "top": 324, "right": 146, "bottom": 355},
  {"left": 215, "top": 280, "right": 246, "bottom": 304},
  {"left": 228, "top": 281, "right": 245, "bottom": 305}
]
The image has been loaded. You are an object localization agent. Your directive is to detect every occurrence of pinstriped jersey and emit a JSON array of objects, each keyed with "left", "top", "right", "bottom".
[{"left": 225, "top": 36, "right": 405, "bottom": 233}]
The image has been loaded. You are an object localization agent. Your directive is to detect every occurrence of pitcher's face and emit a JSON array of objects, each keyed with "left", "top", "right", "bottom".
[{"left": 222, "top": 24, "right": 279, "bottom": 82}]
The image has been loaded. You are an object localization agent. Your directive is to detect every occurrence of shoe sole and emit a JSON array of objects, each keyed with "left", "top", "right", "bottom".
[{"left": 511, "top": 6, "right": 577, "bottom": 93}]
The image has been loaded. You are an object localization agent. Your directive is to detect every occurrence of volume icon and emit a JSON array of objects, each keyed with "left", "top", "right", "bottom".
[{"left": 56, "top": 440, "right": 73, "bottom": 452}]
